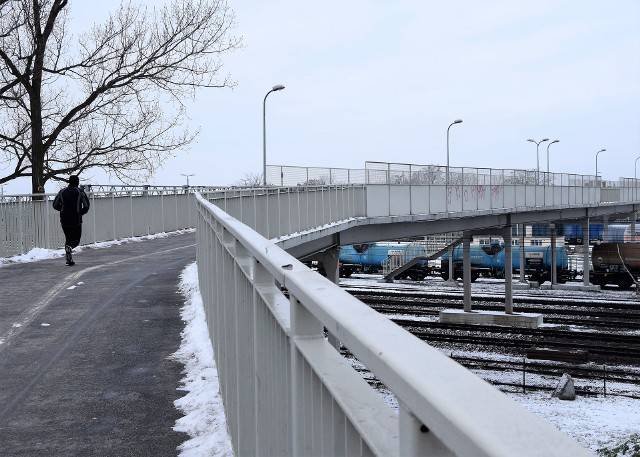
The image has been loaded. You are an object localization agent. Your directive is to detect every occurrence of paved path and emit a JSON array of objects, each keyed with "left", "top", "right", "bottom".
[{"left": 0, "top": 232, "right": 196, "bottom": 456}]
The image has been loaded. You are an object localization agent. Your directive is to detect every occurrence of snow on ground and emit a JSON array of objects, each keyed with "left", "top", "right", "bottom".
[
  {"left": 0, "top": 229, "right": 195, "bottom": 267},
  {"left": 171, "top": 262, "right": 233, "bottom": 457},
  {"left": 343, "top": 273, "right": 640, "bottom": 454},
  {"left": 510, "top": 391, "right": 640, "bottom": 452}
]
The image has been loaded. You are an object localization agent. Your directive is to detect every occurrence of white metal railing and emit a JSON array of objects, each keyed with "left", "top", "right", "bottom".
[
  {"left": 195, "top": 191, "right": 590, "bottom": 456},
  {"left": 0, "top": 189, "right": 198, "bottom": 257},
  {"left": 267, "top": 162, "right": 639, "bottom": 219},
  {"left": 203, "top": 185, "right": 367, "bottom": 240},
  {"left": 269, "top": 161, "right": 640, "bottom": 189}
]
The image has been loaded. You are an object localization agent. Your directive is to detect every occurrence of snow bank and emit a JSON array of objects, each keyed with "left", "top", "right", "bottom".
[{"left": 172, "top": 262, "right": 234, "bottom": 457}]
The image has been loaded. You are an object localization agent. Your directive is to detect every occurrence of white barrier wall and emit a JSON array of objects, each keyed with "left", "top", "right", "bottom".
[
  {"left": 367, "top": 183, "right": 603, "bottom": 217},
  {"left": 0, "top": 191, "right": 195, "bottom": 257},
  {"left": 204, "top": 185, "right": 367, "bottom": 239}
]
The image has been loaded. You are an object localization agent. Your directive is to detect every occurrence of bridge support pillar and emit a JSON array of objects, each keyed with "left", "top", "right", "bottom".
[
  {"left": 463, "top": 231, "right": 472, "bottom": 312},
  {"left": 519, "top": 224, "right": 526, "bottom": 283},
  {"left": 444, "top": 245, "right": 458, "bottom": 287},
  {"left": 503, "top": 226, "right": 513, "bottom": 314},
  {"left": 321, "top": 248, "right": 341, "bottom": 350},
  {"left": 320, "top": 248, "right": 340, "bottom": 285},
  {"left": 582, "top": 219, "right": 591, "bottom": 286}
]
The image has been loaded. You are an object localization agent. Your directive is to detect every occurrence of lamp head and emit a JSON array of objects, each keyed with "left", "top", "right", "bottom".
[
  {"left": 453, "top": 119, "right": 463, "bottom": 124},
  {"left": 272, "top": 84, "right": 285, "bottom": 91},
  {"left": 551, "top": 139, "right": 559, "bottom": 145},
  {"left": 598, "top": 148, "right": 606, "bottom": 154},
  {"left": 542, "top": 138, "right": 549, "bottom": 142},
  {"left": 527, "top": 139, "right": 535, "bottom": 143}
]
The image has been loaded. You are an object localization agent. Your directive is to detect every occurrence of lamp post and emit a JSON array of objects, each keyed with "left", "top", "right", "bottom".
[
  {"left": 527, "top": 138, "right": 549, "bottom": 183},
  {"left": 595, "top": 148, "right": 606, "bottom": 186},
  {"left": 545, "top": 140, "right": 559, "bottom": 185},
  {"left": 263, "top": 84, "right": 285, "bottom": 186},
  {"left": 180, "top": 173, "right": 194, "bottom": 187},
  {"left": 634, "top": 156, "right": 640, "bottom": 200},
  {"left": 446, "top": 119, "right": 463, "bottom": 193}
]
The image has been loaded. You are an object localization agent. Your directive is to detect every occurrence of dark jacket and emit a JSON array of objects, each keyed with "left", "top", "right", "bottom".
[{"left": 53, "top": 185, "right": 90, "bottom": 226}]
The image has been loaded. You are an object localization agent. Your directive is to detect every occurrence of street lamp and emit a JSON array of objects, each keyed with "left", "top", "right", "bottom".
[
  {"left": 527, "top": 138, "right": 549, "bottom": 183},
  {"left": 595, "top": 148, "right": 606, "bottom": 185},
  {"left": 446, "top": 119, "right": 463, "bottom": 192},
  {"left": 635, "top": 156, "right": 640, "bottom": 200},
  {"left": 263, "top": 84, "right": 285, "bottom": 186},
  {"left": 545, "top": 140, "right": 559, "bottom": 185},
  {"left": 180, "top": 173, "right": 194, "bottom": 187},
  {"left": 546, "top": 140, "right": 559, "bottom": 174}
]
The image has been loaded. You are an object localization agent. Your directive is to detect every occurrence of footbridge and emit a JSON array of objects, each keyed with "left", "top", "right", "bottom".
[{"left": 3, "top": 161, "right": 639, "bottom": 456}]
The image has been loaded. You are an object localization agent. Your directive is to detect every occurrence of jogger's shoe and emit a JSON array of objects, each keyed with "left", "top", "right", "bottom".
[{"left": 65, "top": 245, "right": 75, "bottom": 266}]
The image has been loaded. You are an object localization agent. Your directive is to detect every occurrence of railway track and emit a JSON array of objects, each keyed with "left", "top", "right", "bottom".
[
  {"left": 346, "top": 288, "right": 640, "bottom": 330},
  {"left": 344, "top": 351, "right": 640, "bottom": 399},
  {"left": 367, "top": 303, "right": 640, "bottom": 330}
]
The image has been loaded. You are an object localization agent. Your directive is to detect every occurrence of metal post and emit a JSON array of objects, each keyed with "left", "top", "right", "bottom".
[
  {"left": 595, "top": 149, "right": 606, "bottom": 187},
  {"left": 263, "top": 85, "right": 285, "bottom": 187},
  {"left": 550, "top": 223, "right": 557, "bottom": 285},
  {"left": 463, "top": 232, "right": 472, "bottom": 312},
  {"left": 582, "top": 219, "right": 590, "bottom": 286},
  {"left": 546, "top": 140, "right": 559, "bottom": 185},
  {"left": 520, "top": 224, "right": 526, "bottom": 283},
  {"left": 503, "top": 225, "right": 513, "bottom": 314},
  {"left": 446, "top": 119, "right": 463, "bottom": 212},
  {"left": 527, "top": 138, "right": 549, "bottom": 185}
]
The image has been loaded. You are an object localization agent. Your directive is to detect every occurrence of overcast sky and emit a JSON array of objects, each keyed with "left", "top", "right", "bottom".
[{"left": 2, "top": 0, "right": 639, "bottom": 194}]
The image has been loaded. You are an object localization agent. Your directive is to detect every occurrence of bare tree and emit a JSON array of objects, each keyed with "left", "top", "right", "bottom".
[
  {"left": 0, "top": 0, "right": 241, "bottom": 193},
  {"left": 233, "top": 172, "right": 263, "bottom": 187}
]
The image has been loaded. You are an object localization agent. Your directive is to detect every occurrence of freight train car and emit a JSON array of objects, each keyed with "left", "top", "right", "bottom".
[
  {"left": 590, "top": 243, "right": 640, "bottom": 289},
  {"left": 441, "top": 241, "right": 574, "bottom": 283},
  {"left": 562, "top": 223, "right": 605, "bottom": 245}
]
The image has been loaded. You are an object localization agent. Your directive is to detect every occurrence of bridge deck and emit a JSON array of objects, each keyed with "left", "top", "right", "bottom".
[{"left": 0, "top": 233, "right": 195, "bottom": 456}]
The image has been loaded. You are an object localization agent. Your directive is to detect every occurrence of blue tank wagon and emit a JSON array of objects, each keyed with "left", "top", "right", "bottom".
[{"left": 441, "top": 241, "right": 574, "bottom": 283}]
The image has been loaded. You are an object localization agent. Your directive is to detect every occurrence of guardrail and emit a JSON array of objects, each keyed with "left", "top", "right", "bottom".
[
  {"left": 195, "top": 191, "right": 590, "bottom": 456},
  {"left": 203, "top": 185, "right": 366, "bottom": 240},
  {"left": 0, "top": 190, "right": 197, "bottom": 257},
  {"left": 269, "top": 161, "right": 640, "bottom": 190}
]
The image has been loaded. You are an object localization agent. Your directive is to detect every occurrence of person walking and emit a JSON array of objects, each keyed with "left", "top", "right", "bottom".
[{"left": 52, "top": 175, "right": 90, "bottom": 266}]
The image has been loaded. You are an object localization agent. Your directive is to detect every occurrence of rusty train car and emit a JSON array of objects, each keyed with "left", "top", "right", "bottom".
[{"left": 591, "top": 243, "right": 640, "bottom": 289}]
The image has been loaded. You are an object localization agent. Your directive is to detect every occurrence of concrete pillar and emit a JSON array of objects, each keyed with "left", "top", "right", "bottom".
[
  {"left": 463, "top": 232, "right": 472, "bottom": 312},
  {"left": 444, "top": 245, "right": 458, "bottom": 286},
  {"left": 582, "top": 219, "right": 590, "bottom": 286},
  {"left": 550, "top": 223, "right": 557, "bottom": 285},
  {"left": 503, "top": 226, "right": 513, "bottom": 314},
  {"left": 320, "top": 248, "right": 340, "bottom": 349},
  {"left": 519, "top": 224, "right": 526, "bottom": 282},
  {"left": 320, "top": 248, "right": 340, "bottom": 285}
]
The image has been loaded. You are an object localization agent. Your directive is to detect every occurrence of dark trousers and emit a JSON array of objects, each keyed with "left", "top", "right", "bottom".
[{"left": 62, "top": 224, "right": 82, "bottom": 249}]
